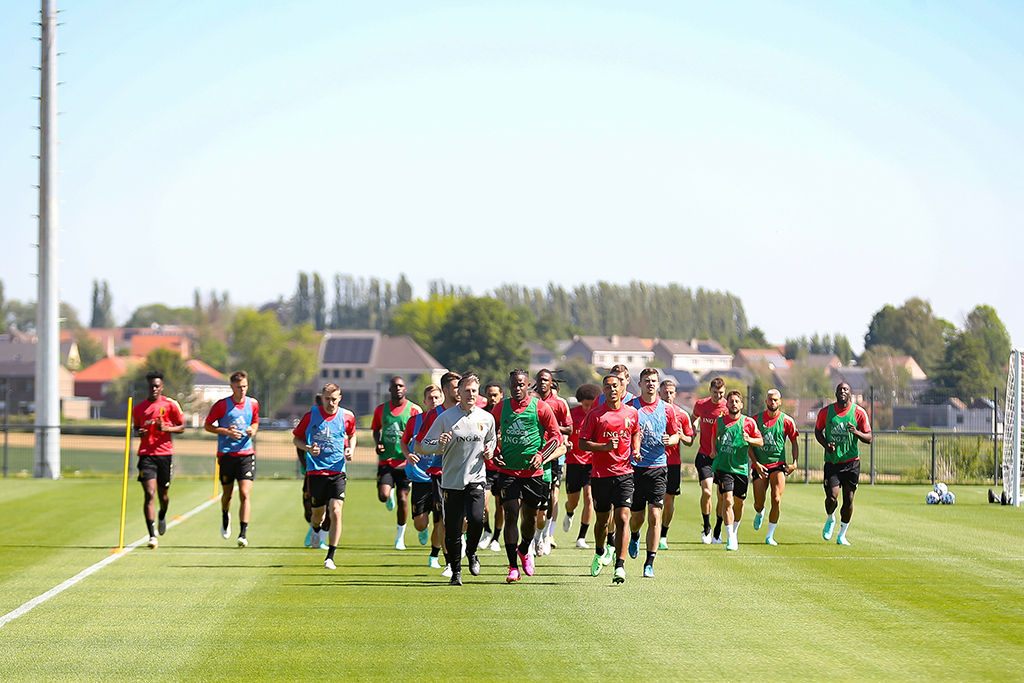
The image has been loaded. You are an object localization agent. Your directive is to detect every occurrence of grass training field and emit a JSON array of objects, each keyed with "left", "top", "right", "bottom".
[{"left": 1, "top": 477, "right": 1022, "bottom": 682}]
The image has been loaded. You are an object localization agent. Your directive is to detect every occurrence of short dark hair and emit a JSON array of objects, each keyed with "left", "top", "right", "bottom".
[
  {"left": 509, "top": 369, "right": 530, "bottom": 382},
  {"left": 639, "top": 367, "right": 659, "bottom": 382},
  {"left": 575, "top": 383, "right": 601, "bottom": 402},
  {"left": 725, "top": 389, "right": 743, "bottom": 402},
  {"left": 484, "top": 382, "right": 503, "bottom": 394},
  {"left": 659, "top": 379, "right": 676, "bottom": 390},
  {"left": 439, "top": 372, "right": 462, "bottom": 388},
  {"left": 610, "top": 364, "right": 630, "bottom": 378},
  {"left": 390, "top": 376, "right": 405, "bottom": 386},
  {"left": 229, "top": 371, "right": 247, "bottom": 383},
  {"left": 314, "top": 393, "right": 323, "bottom": 407},
  {"left": 322, "top": 382, "right": 341, "bottom": 396},
  {"left": 603, "top": 374, "right": 623, "bottom": 385},
  {"left": 709, "top": 377, "right": 726, "bottom": 391},
  {"left": 145, "top": 370, "right": 164, "bottom": 383}
]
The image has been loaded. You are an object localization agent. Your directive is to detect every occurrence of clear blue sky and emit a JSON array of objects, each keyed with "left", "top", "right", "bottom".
[{"left": 1, "top": 1, "right": 1021, "bottom": 352}]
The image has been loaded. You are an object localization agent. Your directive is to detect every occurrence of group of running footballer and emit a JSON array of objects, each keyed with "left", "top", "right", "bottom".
[
  {"left": 293, "top": 364, "right": 872, "bottom": 586},
  {"left": 130, "top": 363, "right": 871, "bottom": 585}
]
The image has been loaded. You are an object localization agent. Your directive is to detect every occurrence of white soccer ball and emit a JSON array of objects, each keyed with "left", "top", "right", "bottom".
[
  {"left": 941, "top": 491, "right": 956, "bottom": 505},
  {"left": 934, "top": 482, "right": 949, "bottom": 496},
  {"left": 926, "top": 491, "right": 940, "bottom": 505}
]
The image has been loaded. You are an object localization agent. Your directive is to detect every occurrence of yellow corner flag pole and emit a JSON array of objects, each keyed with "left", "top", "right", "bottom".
[
  {"left": 212, "top": 456, "right": 220, "bottom": 500},
  {"left": 114, "top": 397, "right": 133, "bottom": 554}
]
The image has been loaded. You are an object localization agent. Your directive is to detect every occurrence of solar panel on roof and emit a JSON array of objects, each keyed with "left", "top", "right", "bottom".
[{"left": 323, "top": 338, "right": 374, "bottom": 364}]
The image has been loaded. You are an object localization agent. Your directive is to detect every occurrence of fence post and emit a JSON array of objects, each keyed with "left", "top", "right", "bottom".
[
  {"left": 931, "top": 432, "right": 937, "bottom": 486},
  {"left": 804, "top": 431, "right": 810, "bottom": 484},
  {"left": 870, "top": 385, "right": 875, "bottom": 485}
]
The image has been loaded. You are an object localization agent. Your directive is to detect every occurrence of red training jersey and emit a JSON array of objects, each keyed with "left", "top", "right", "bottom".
[
  {"left": 579, "top": 402, "right": 640, "bottom": 478},
  {"left": 370, "top": 399, "right": 422, "bottom": 431},
  {"left": 540, "top": 393, "right": 572, "bottom": 433},
  {"left": 133, "top": 396, "right": 184, "bottom": 456},
  {"left": 693, "top": 396, "right": 727, "bottom": 456},
  {"left": 292, "top": 409, "right": 356, "bottom": 475},
  {"left": 815, "top": 404, "right": 871, "bottom": 433},
  {"left": 710, "top": 413, "right": 763, "bottom": 448},
  {"left": 567, "top": 404, "right": 594, "bottom": 465}
]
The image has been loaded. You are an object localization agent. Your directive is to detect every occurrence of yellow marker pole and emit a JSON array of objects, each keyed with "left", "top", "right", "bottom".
[
  {"left": 114, "top": 397, "right": 133, "bottom": 554},
  {"left": 212, "top": 456, "right": 220, "bottom": 500}
]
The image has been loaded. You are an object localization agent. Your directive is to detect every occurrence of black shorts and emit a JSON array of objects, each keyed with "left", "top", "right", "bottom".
[
  {"left": 498, "top": 473, "right": 550, "bottom": 511},
  {"left": 308, "top": 473, "right": 346, "bottom": 507},
  {"left": 430, "top": 474, "right": 445, "bottom": 515},
  {"left": 666, "top": 464, "right": 682, "bottom": 496},
  {"left": 631, "top": 466, "right": 667, "bottom": 511},
  {"left": 549, "top": 463, "right": 563, "bottom": 489},
  {"left": 411, "top": 480, "right": 438, "bottom": 519},
  {"left": 591, "top": 474, "right": 635, "bottom": 513},
  {"left": 137, "top": 454, "right": 173, "bottom": 488},
  {"left": 755, "top": 460, "right": 788, "bottom": 479},
  {"left": 714, "top": 471, "right": 749, "bottom": 499},
  {"left": 823, "top": 459, "right": 860, "bottom": 491},
  {"left": 565, "top": 463, "right": 592, "bottom": 494},
  {"left": 218, "top": 454, "right": 256, "bottom": 485},
  {"left": 486, "top": 468, "right": 501, "bottom": 496},
  {"left": 695, "top": 453, "right": 715, "bottom": 481},
  {"left": 377, "top": 463, "right": 411, "bottom": 491}
]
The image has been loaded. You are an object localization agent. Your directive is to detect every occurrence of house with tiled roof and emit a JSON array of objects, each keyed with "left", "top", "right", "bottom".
[
  {"left": 0, "top": 340, "right": 77, "bottom": 416},
  {"left": 562, "top": 335, "right": 654, "bottom": 376},
  {"left": 652, "top": 338, "right": 733, "bottom": 375}
]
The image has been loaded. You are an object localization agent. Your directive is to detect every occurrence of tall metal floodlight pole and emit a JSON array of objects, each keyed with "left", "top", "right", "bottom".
[{"left": 35, "top": 0, "right": 61, "bottom": 478}]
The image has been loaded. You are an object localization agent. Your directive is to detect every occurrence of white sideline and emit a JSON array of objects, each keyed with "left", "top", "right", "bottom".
[{"left": 0, "top": 496, "right": 219, "bottom": 629}]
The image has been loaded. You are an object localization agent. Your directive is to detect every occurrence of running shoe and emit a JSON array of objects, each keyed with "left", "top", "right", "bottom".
[
  {"left": 700, "top": 531, "right": 713, "bottom": 545},
  {"left": 575, "top": 537, "right": 590, "bottom": 549},
  {"left": 449, "top": 571, "right": 462, "bottom": 586},
  {"left": 658, "top": 537, "right": 668, "bottom": 551},
  {"left": 541, "top": 535, "right": 552, "bottom": 556},
  {"left": 309, "top": 529, "right": 320, "bottom": 549},
  {"left": 477, "top": 531, "right": 492, "bottom": 550},
  {"left": 753, "top": 509, "right": 764, "bottom": 530},
  {"left": 441, "top": 564, "right": 453, "bottom": 578},
  {"left": 488, "top": 539, "right": 501, "bottom": 552},
  {"left": 562, "top": 513, "right": 573, "bottom": 533},
  {"left": 643, "top": 564, "right": 655, "bottom": 578},
  {"left": 319, "top": 536, "right": 329, "bottom": 551},
  {"left": 418, "top": 528, "right": 429, "bottom": 546},
  {"left": 237, "top": 536, "right": 248, "bottom": 548},
  {"left": 765, "top": 536, "right": 778, "bottom": 546},
  {"left": 506, "top": 567, "right": 521, "bottom": 583},
  {"left": 822, "top": 517, "right": 835, "bottom": 540},
  {"left": 548, "top": 536, "right": 557, "bottom": 549},
  {"left": 221, "top": 513, "right": 231, "bottom": 540},
  {"left": 591, "top": 553, "right": 602, "bottom": 577},
  {"left": 148, "top": 536, "right": 158, "bottom": 549},
  {"left": 726, "top": 537, "right": 738, "bottom": 551},
  {"left": 395, "top": 537, "right": 406, "bottom": 551},
  {"left": 385, "top": 489, "right": 396, "bottom": 511},
  {"left": 428, "top": 556, "right": 442, "bottom": 569},
  {"left": 712, "top": 536, "right": 723, "bottom": 545},
  {"left": 324, "top": 558, "right": 336, "bottom": 570},
  {"left": 836, "top": 534, "right": 851, "bottom": 546},
  {"left": 628, "top": 536, "right": 639, "bottom": 559},
  {"left": 158, "top": 515, "right": 166, "bottom": 536},
  {"left": 468, "top": 554, "right": 481, "bottom": 576},
  {"left": 304, "top": 528, "right": 313, "bottom": 547},
  {"left": 600, "top": 546, "right": 614, "bottom": 566},
  {"left": 518, "top": 548, "right": 535, "bottom": 576},
  {"left": 612, "top": 566, "right": 626, "bottom": 584}
]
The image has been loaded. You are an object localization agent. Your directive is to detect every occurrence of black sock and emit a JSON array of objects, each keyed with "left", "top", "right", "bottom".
[
  {"left": 326, "top": 546, "right": 336, "bottom": 561},
  {"left": 566, "top": 510, "right": 574, "bottom": 519},
  {"left": 714, "top": 516, "right": 723, "bottom": 538},
  {"left": 430, "top": 546, "right": 440, "bottom": 558},
  {"left": 606, "top": 532, "right": 615, "bottom": 547},
  {"left": 505, "top": 544, "right": 518, "bottom": 567},
  {"left": 239, "top": 522, "right": 248, "bottom": 538},
  {"left": 158, "top": 509, "right": 166, "bottom": 521},
  {"left": 630, "top": 530, "right": 641, "bottom": 541},
  {"left": 595, "top": 546, "right": 605, "bottom": 557},
  {"left": 646, "top": 551, "right": 656, "bottom": 566},
  {"left": 517, "top": 539, "right": 531, "bottom": 556},
  {"left": 222, "top": 510, "right": 230, "bottom": 526},
  {"left": 578, "top": 523, "right": 590, "bottom": 540},
  {"left": 660, "top": 525, "right": 669, "bottom": 538},
  {"left": 146, "top": 519, "right": 156, "bottom": 536},
  {"left": 615, "top": 558, "right": 625, "bottom": 570},
  {"left": 483, "top": 519, "right": 492, "bottom": 533},
  {"left": 702, "top": 513, "right": 711, "bottom": 533},
  {"left": 493, "top": 527, "right": 502, "bottom": 541}
]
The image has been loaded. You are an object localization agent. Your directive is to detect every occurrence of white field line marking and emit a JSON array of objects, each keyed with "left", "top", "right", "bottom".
[{"left": 0, "top": 496, "right": 219, "bottom": 629}]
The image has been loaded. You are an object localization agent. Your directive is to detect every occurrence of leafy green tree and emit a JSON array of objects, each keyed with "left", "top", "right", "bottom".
[
  {"left": 433, "top": 297, "right": 529, "bottom": 384},
  {"left": 861, "top": 344, "right": 912, "bottom": 403},
  {"left": 312, "top": 273, "right": 327, "bottom": 331},
  {"left": 396, "top": 273, "right": 413, "bottom": 304},
  {"left": 293, "top": 273, "right": 311, "bottom": 326},
  {"left": 194, "top": 333, "right": 229, "bottom": 372},
  {"left": 388, "top": 296, "right": 458, "bottom": 354},
  {"left": 125, "top": 303, "right": 196, "bottom": 328},
  {"left": 964, "top": 305, "right": 1011, "bottom": 380},
  {"left": 90, "top": 279, "right": 115, "bottom": 328},
  {"left": 934, "top": 331, "right": 996, "bottom": 400},
  {"left": 864, "top": 298, "right": 953, "bottom": 374},
  {"left": 230, "top": 309, "right": 319, "bottom": 418},
  {"left": 555, "top": 356, "right": 601, "bottom": 397},
  {"left": 74, "top": 331, "right": 106, "bottom": 370},
  {"left": 106, "top": 348, "right": 193, "bottom": 417}
]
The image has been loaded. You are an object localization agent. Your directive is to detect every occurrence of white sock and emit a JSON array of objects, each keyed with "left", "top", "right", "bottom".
[
  {"left": 756, "top": 507, "right": 765, "bottom": 516},
  {"left": 839, "top": 521, "right": 849, "bottom": 536},
  {"left": 396, "top": 524, "right": 406, "bottom": 541},
  {"left": 534, "top": 529, "right": 543, "bottom": 543},
  {"left": 767, "top": 522, "right": 777, "bottom": 537},
  {"left": 726, "top": 525, "right": 735, "bottom": 541},
  {"left": 545, "top": 519, "right": 556, "bottom": 537},
  {"left": 732, "top": 520, "right": 741, "bottom": 534},
  {"left": 828, "top": 513, "right": 836, "bottom": 522}
]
